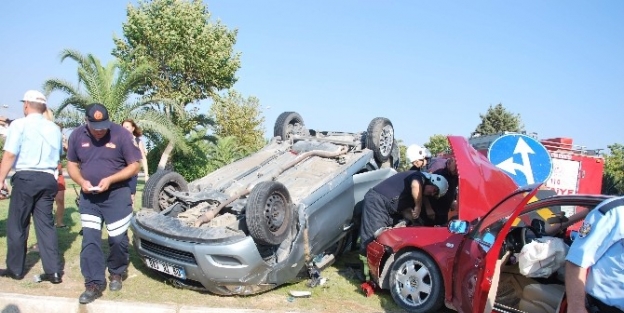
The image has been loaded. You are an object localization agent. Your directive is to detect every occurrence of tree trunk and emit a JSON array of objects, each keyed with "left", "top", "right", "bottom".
[{"left": 157, "top": 141, "right": 175, "bottom": 171}]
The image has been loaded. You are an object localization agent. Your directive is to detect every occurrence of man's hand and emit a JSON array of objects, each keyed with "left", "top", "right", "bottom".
[
  {"left": 80, "top": 180, "right": 95, "bottom": 193},
  {"left": 95, "top": 177, "right": 113, "bottom": 193},
  {"left": 402, "top": 207, "right": 421, "bottom": 221},
  {"left": 0, "top": 181, "right": 8, "bottom": 200}
]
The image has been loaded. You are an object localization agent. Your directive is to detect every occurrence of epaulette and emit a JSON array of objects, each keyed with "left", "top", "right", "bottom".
[{"left": 598, "top": 198, "right": 624, "bottom": 215}]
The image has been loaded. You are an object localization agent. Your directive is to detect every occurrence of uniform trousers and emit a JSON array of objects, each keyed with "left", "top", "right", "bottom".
[
  {"left": 359, "top": 189, "right": 397, "bottom": 253},
  {"left": 6, "top": 171, "right": 61, "bottom": 275},
  {"left": 79, "top": 186, "right": 133, "bottom": 287},
  {"left": 587, "top": 294, "right": 624, "bottom": 313}
]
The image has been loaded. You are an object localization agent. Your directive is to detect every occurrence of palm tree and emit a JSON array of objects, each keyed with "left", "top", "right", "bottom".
[
  {"left": 206, "top": 136, "right": 248, "bottom": 170},
  {"left": 43, "top": 49, "right": 187, "bottom": 157}
]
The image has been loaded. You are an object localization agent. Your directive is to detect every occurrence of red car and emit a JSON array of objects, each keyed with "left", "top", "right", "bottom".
[{"left": 365, "top": 136, "right": 611, "bottom": 313}]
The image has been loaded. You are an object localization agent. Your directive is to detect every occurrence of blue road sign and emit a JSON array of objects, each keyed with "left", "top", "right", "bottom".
[{"left": 488, "top": 134, "right": 552, "bottom": 186}]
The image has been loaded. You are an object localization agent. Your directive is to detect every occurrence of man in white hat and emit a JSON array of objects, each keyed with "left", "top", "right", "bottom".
[{"left": 0, "top": 90, "right": 63, "bottom": 284}]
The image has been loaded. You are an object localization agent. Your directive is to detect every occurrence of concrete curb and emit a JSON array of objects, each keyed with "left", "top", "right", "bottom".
[{"left": 0, "top": 292, "right": 301, "bottom": 313}]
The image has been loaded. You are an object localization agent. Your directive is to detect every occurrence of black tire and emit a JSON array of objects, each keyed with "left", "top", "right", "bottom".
[
  {"left": 245, "top": 181, "right": 293, "bottom": 246},
  {"left": 142, "top": 170, "right": 189, "bottom": 212},
  {"left": 390, "top": 139, "right": 400, "bottom": 169},
  {"left": 366, "top": 117, "right": 394, "bottom": 164},
  {"left": 389, "top": 251, "right": 445, "bottom": 313},
  {"left": 274, "top": 111, "right": 307, "bottom": 140}
]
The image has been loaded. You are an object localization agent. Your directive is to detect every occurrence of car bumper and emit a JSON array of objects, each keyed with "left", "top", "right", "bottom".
[{"left": 130, "top": 217, "right": 276, "bottom": 295}]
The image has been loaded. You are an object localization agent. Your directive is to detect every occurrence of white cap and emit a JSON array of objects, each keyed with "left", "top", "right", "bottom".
[
  {"left": 21, "top": 90, "right": 47, "bottom": 104},
  {"left": 406, "top": 144, "right": 426, "bottom": 163}
]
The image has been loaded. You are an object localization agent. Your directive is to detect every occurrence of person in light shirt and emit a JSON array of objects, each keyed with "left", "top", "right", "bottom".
[
  {"left": 565, "top": 196, "right": 624, "bottom": 313},
  {"left": 0, "top": 90, "right": 63, "bottom": 284}
]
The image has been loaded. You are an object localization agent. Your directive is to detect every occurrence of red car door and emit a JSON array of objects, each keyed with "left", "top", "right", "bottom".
[{"left": 452, "top": 184, "right": 541, "bottom": 313}]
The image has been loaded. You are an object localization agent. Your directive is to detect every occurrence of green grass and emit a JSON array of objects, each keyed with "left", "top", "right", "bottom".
[{"left": 0, "top": 179, "right": 407, "bottom": 312}]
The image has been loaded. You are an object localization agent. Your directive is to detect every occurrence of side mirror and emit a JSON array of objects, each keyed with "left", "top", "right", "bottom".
[{"left": 448, "top": 220, "right": 469, "bottom": 234}]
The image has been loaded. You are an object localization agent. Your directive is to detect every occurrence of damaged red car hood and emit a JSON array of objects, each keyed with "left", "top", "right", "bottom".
[{"left": 449, "top": 136, "right": 519, "bottom": 223}]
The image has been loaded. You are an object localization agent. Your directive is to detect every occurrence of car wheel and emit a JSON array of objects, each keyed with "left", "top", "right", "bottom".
[
  {"left": 389, "top": 251, "right": 444, "bottom": 313},
  {"left": 366, "top": 117, "right": 394, "bottom": 164},
  {"left": 274, "top": 111, "right": 307, "bottom": 141},
  {"left": 142, "top": 170, "right": 189, "bottom": 212},
  {"left": 245, "top": 181, "right": 294, "bottom": 246},
  {"left": 390, "top": 139, "right": 400, "bottom": 169}
]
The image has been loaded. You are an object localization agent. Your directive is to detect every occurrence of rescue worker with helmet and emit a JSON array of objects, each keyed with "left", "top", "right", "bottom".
[
  {"left": 424, "top": 157, "right": 459, "bottom": 226},
  {"left": 406, "top": 144, "right": 429, "bottom": 171},
  {"left": 358, "top": 170, "right": 449, "bottom": 281}
]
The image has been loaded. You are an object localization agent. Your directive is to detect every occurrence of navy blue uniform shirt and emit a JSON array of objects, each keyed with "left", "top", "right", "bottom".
[
  {"left": 67, "top": 124, "right": 142, "bottom": 186},
  {"left": 372, "top": 171, "right": 426, "bottom": 214}
]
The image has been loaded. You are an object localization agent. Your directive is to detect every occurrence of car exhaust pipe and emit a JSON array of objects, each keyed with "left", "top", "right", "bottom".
[
  {"left": 194, "top": 189, "right": 251, "bottom": 227},
  {"left": 269, "top": 146, "right": 348, "bottom": 181}
]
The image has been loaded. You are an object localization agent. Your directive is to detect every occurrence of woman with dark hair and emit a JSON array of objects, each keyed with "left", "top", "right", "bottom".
[
  {"left": 44, "top": 109, "right": 68, "bottom": 227},
  {"left": 122, "top": 119, "right": 149, "bottom": 205}
]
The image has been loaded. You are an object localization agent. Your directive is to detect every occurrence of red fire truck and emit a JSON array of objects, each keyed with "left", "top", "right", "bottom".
[{"left": 468, "top": 133, "right": 604, "bottom": 195}]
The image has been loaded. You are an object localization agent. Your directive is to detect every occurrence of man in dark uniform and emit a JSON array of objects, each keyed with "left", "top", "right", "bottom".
[
  {"left": 0, "top": 90, "right": 63, "bottom": 283},
  {"left": 66, "top": 103, "right": 142, "bottom": 304},
  {"left": 424, "top": 157, "right": 459, "bottom": 226},
  {"left": 358, "top": 170, "right": 448, "bottom": 280}
]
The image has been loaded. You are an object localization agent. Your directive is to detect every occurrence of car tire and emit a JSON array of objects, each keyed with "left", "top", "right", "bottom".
[
  {"left": 245, "top": 181, "right": 294, "bottom": 246},
  {"left": 274, "top": 111, "right": 307, "bottom": 141},
  {"left": 389, "top": 250, "right": 445, "bottom": 313},
  {"left": 366, "top": 117, "right": 394, "bottom": 164},
  {"left": 390, "top": 139, "right": 400, "bottom": 169},
  {"left": 142, "top": 170, "right": 189, "bottom": 212}
]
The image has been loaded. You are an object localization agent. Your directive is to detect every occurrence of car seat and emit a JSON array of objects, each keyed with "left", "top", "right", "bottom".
[{"left": 518, "top": 284, "right": 565, "bottom": 313}]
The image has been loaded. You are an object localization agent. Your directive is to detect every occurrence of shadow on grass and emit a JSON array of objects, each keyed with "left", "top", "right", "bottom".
[
  {"left": 333, "top": 249, "right": 406, "bottom": 313},
  {"left": 23, "top": 205, "right": 81, "bottom": 277}
]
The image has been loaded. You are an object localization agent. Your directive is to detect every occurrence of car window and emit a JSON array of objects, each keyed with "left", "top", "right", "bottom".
[{"left": 471, "top": 191, "right": 527, "bottom": 252}]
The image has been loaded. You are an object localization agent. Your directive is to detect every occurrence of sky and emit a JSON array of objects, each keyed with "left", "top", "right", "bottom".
[{"left": 1, "top": 1, "right": 623, "bottom": 152}]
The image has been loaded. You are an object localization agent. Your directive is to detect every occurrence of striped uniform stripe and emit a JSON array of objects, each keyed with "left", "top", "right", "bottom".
[
  {"left": 107, "top": 213, "right": 132, "bottom": 237},
  {"left": 81, "top": 214, "right": 103, "bottom": 230}
]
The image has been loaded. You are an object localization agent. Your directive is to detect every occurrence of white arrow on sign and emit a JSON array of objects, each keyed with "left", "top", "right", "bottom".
[{"left": 496, "top": 138, "right": 536, "bottom": 184}]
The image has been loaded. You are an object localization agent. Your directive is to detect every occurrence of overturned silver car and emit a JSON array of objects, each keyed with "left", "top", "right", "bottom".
[{"left": 130, "top": 112, "right": 399, "bottom": 295}]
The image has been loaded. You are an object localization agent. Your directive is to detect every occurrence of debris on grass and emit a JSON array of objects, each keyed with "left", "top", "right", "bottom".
[{"left": 289, "top": 290, "right": 312, "bottom": 298}]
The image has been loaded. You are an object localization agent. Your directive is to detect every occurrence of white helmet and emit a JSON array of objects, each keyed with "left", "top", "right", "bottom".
[
  {"left": 424, "top": 148, "right": 432, "bottom": 159},
  {"left": 406, "top": 144, "right": 426, "bottom": 163},
  {"left": 423, "top": 172, "right": 449, "bottom": 198}
]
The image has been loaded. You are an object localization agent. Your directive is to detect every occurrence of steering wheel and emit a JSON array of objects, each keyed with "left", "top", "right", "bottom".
[{"left": 506, "top": 227, "right": 540, "bottom": 253}]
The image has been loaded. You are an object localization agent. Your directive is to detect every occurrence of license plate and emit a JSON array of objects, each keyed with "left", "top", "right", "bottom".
[{"left": 145, "top": 257, "right": 186, "bottom": 279}]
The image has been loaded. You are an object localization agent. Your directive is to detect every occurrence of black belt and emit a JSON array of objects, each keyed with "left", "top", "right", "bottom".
[{"left": 587, "top": 294, "right": 624, "bottom": 313}]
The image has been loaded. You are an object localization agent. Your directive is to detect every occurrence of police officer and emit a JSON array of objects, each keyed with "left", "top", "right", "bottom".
[
  {"left": 0, "top": 90, "right": 63, "bottom": 283},
  {"left": 358, "top": 170, "right": 448, "bottom": 280},
  {"left": 565, "top": 195, "right": 624, "bottom": 313},
  {"left": 66, "top": 103, "right": 142, "bottom": 304}
]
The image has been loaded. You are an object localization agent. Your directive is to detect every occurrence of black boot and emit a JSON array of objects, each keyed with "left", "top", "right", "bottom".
[{"left": 79, "top": 284, "right": 105, "bottom": 304}]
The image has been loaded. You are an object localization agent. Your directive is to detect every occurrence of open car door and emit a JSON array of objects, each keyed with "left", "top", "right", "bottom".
[{"left": 452, "top": 184, "right": 542, "bottom": 313}]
